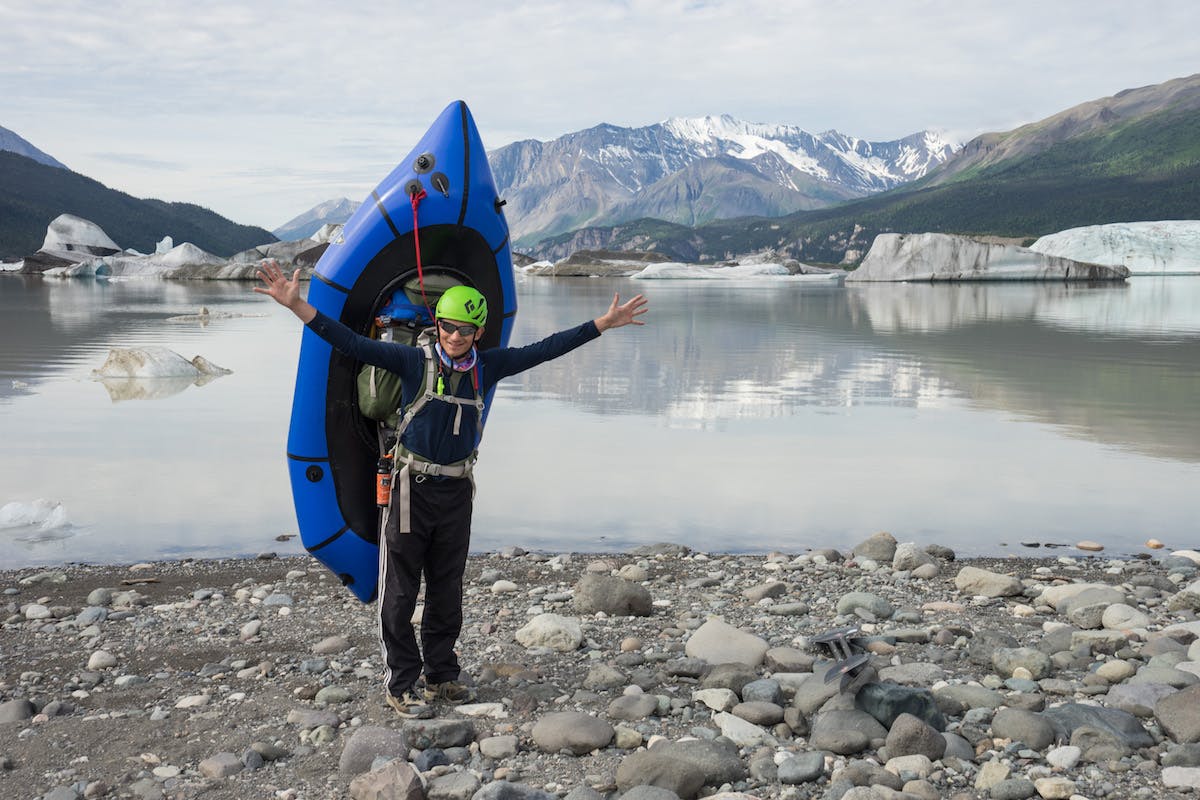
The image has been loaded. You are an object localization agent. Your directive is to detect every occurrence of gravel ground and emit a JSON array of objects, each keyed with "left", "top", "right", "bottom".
[{"left": 0, "top": 544, "right": 1193, "bottom": 800}]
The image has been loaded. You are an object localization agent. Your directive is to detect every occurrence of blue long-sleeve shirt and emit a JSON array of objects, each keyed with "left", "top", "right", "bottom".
[{"left": 307, "top": 310, "right": 600, "bottom": 464}]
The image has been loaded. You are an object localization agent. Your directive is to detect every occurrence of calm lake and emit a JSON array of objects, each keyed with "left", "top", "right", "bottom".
[{"left": 1, "top": 273, "right": 1198, "bottom": 569}]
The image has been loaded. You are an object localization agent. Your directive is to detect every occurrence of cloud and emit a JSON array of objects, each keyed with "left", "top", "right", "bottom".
[{"left": 89, "top": 152, "right": 184, "bottom": 171}]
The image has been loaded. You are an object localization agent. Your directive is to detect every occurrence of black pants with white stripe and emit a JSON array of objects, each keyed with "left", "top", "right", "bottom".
[{"left": 378, "top": 474, "right": 472, "bottom": 697}]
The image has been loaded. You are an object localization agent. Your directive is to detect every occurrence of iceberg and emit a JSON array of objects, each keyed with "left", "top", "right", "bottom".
[
  {"left": 633, "top": 262, "right": 828, "bottom": 280},
  {"left": 1030, "top": 221, "right": 1200, "bottom": 275},
  {"left": 91, "top": 347, "right": 232, "bottom": 402},
  {"left": 92, "top": 347, "right": 232, "bottom": 379},
  {"left": 847, "top": 233, "right": 1129, "bottom": 282},
  {"left": 40, "top": 214, "right": 122, "bottom": 257}
]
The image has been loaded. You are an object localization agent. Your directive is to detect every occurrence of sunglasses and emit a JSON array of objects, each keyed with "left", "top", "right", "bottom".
[{"left": 438, "top": 319, "right": 479, "bottom": 337}]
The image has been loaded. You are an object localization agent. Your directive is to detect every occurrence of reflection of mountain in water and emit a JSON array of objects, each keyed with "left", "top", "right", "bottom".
[
  {"left": 848, "top": 283, "right": 1200, "bottom": 463},
  {"left": 506, "top": 281, "right": 963, "bottom": 425},
  {"left": 505, "top": 278, "right": 1200, "bottom": 462}
]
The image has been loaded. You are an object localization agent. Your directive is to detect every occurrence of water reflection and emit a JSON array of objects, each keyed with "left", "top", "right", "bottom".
[
  {"left": 506, "top": 277, "right": 1200, "bottom": 461},
  {"left": 1, "top": 274, "right": 1197, "bottom": 566},
  {"left": 846, "top": 282, "right": 1200, "bottom": 462}
]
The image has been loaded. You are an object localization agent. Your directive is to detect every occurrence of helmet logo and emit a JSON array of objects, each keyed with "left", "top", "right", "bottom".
[{"left": 465, "top": 300, "right": 477, "bottom": 314}]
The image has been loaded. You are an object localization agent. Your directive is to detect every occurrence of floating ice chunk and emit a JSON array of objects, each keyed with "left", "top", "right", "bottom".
[
  {"left": 91, "top": 347, "right": 232, "bottom": 401},
  {"left": 164, "top": 307, "right": 267, "bottom": 324},
  {"left": 92, "top": 347, "right": 232, "bottom": 379},
  {"left": 633, "top": 262, "right": 792, "bottom": 280},
  {"left": 0, "top": 259, "right": 24, "bottom": 272},
  {"left": 0, "top": 499, "right": 68, "bottom": 532},
  {"left": 155, "top": 236, "right": 174, "bottom": 254},
  {"left": 93, "top": 347, "right": 203, "bottom": 379},
  {"left": 42, "top": 258, "right": 111, "bottom": 279}
]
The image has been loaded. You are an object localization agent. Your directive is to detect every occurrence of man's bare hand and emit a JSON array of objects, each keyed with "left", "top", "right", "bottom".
[{"left": 595, "top": 293, "right": 649, "bottom": 332}]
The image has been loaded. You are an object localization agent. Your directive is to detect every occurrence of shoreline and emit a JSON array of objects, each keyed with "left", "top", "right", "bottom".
[{"left": 4, "top": 542, "right": 1200, "bottom": 800}]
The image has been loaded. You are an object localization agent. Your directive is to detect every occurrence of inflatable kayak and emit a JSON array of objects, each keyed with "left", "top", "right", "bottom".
[{"left": 286, "top": 101, "right": 516, "bottom": 602}]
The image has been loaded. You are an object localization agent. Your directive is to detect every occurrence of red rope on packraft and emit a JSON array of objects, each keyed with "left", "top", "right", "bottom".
[{"left": 410, "top": 188, "right": 432, "bottom": 320}]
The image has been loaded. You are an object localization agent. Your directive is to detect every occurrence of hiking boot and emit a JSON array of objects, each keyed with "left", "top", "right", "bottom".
[
  {"left": 385, "top": 689, "right": 431, "bottom": 718},
  {"left": 423, "top": 680, "right": 474, "bottom": 705}
]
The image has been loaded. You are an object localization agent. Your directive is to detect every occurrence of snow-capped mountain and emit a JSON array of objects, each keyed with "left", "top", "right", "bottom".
[
  {"left": 273, "top": 197, "right": 361, "bottom": 242},
  {"left": 488, "top": 115, "right": 957, "bottom": 247}
]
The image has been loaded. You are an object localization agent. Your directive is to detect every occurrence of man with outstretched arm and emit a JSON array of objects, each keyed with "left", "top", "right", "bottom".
[{"left": 256, "top": 261, "right": 647, "bottom": 717}]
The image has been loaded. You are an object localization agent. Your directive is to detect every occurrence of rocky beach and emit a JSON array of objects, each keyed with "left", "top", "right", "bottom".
[{"left": 6, "top": 536, "right": 1200, "bottom": 800}]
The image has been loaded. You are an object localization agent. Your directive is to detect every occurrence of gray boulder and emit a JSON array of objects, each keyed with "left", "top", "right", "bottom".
[
  {"left": 1157, "top": 686, "right": 1200, "bottom": 743},
  {"left": 339, "top": 726, "right": 407, "bottom": 775},
  {"left": 472, "top": 782, "right": 558, "bottom": 800},
  {"left": 852, "top": 532, "right": 897, "bottom": 561},
  {"left": 809, "top": 709, "right": 887, "bottom": 754},
  {"left": 954, "top": 566, "right": 1023, "bottom": 598},
  {"left": 684, "top": 618, "right": 768, "bottom": 666},
  {"left": 573, "top": 574, "right": 652, "bottom": 616},
  {"left": 1044, "top": 703, "right": 1153, "bottom": 748},
  {"left": 991, "top": 708, "right": 1055, "bottom": 750},
  {"left": 531, "top": 711, "right": 614, "bottom": 754},
  {"left": 856, "top": 683, "right": 945, "bottom": 730},
  {"left": 350, "top": 760, "right": 423, "bottom": 800},
  {"left": 885, "top": 713, "right": 947, "bottom": 760}
]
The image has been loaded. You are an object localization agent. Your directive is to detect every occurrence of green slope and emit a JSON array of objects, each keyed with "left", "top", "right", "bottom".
[
  {"left": 0, "top": 151, "right": 275, "bottom": 259},
  {"left": 534, "top": 106, "right": 1200, "bottom": 264}
]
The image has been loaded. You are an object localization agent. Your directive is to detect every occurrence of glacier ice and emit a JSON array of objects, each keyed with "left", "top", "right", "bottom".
[
  {"left": 40, "top": 214, "right": 121, "bottom": 256},
  {"left": 1030, "top": 221, "right": 1200, "bottom": 275}
]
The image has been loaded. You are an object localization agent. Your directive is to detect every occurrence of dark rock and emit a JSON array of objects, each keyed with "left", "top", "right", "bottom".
[
  {"left": 473, "top": 781, "right": 558, "bottom": 800},
  {"left": 778, "top": 752, "right": 825, "bottom": 784},
  {"left": 700, "top": 663, "right": 757, "bottom": 694},
  {"left": 1043, "top": 703, "right": 1153, "bottom": 748},
  {"left": 1163, "top": 742, "right": 1200, "bottom": 767},
  {"left": 402, "top": 719, "right": 476, "bottom": 749},
  {"left": 967, "top": 630, "right": 1019, "bottom": 668},
  {"left": 615, "top": 751, "right": 705, "bottom": 799},
  {"left": 1070, "top": 724, "right": 1130, "bottom": 761},
  {"left": 990, "top": 778, "right": 1038, "bottom": 800},
  {"left": 855, "top": 682, "right": 946, "bottom": 730}
]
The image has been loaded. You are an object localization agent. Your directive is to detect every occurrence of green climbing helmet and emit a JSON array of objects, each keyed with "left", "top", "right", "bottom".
[{"left": 435, "top": 285, "right": 487, "bottom": 327}]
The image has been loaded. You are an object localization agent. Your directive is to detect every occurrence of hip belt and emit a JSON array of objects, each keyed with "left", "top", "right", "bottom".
[{"left": 383, "top": 451, "right": 475, "bottom": 537}]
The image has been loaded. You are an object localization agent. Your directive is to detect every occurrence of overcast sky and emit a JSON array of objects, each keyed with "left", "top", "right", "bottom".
[{"left": 3, "top": 0, "right": 1198, "bottom": 231}]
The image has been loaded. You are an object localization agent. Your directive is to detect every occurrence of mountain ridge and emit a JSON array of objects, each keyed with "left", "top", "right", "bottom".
[
  {"left": 527, "top": 75, "right": 1200, "bottom": 264},
  {"left": 0, "top": 151, "right": 275, "bottom": 260},
  {"left": 273, "top": 197, "right": 361, "bottom": 241},
  {"left": 0, "top": 125, "right": 67, "bottom": 170},
  {"left": 488, "top": 116, "right": 956, "bottom": 247}
]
